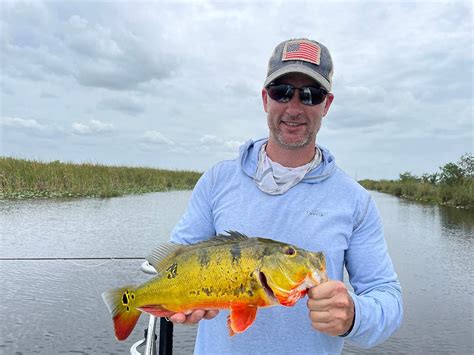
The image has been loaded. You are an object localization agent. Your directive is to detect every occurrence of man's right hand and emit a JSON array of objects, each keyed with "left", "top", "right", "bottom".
[{"left": 168, "top": 310, "right": 219, "bottom": 325}]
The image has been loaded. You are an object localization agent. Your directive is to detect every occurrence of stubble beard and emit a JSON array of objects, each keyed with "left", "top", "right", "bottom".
[{"left": 270, "top": 121, "right": 316, "bottom": 150}]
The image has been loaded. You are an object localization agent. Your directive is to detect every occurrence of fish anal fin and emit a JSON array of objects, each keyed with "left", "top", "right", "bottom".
[
  {"left": 138, "top": 305, "right": 175, "bottom": 318},
  {"left": 227, "top": 304, "right": 258, "bottom": 336}
]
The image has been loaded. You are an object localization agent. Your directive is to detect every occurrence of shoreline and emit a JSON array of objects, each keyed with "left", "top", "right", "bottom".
[
  {"left": 359, "top": 179, "right": 473, "bottom": 210},
  {"left": 0, "top": 157, "right": 201, "bottom": 200}
]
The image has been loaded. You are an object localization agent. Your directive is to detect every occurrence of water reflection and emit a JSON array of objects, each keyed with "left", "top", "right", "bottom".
[{"left": 344, "top": 192, "right": 473, "bottom": 354}]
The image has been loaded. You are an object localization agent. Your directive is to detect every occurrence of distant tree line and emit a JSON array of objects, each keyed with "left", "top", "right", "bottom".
[
  {"left": 399, "top": 153, "right": 473, "bottom": 185},
  {"left": 360, "top": 154, "right": 473, "bottom": 209}
]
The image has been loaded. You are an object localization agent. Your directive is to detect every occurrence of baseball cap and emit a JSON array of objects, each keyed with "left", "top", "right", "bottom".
[{"left": 264, "top": 38, "right": 334, "bottom": 92}]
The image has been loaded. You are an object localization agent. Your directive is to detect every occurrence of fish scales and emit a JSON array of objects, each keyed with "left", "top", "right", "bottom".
[
  {"left": 138, "top": 241, "right": 265, "bottom": 308},
  {"left": 102, "top": 231, "right": 328, "bottom": 341}
]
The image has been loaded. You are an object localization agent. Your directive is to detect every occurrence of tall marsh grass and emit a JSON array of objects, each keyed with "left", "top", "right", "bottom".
[
  {"left": 359, "top": 154, "right": 473, "bottom": 209},
  {"left": 359, "top": 179, "right": 473, "bottom": 209},
  {"left": 0, "top": 157, "right": 202, "bottom": 199}
]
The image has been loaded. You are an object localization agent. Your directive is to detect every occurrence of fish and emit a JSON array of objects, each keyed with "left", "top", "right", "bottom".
[{"left": 102, "top": 231, "right": 328, "bottom": 341}]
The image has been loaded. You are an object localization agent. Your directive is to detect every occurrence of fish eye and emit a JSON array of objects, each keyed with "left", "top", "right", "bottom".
[{"left": 284, "top": 246, "right": 296, "bottom": 256}]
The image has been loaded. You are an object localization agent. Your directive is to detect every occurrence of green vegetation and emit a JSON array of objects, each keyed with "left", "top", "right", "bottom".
[
  {"left": 360, "top": 154, "right": 473, "bottom": 209},
  {"left": 0, "top": 157, "right": 202, "bottom": 199}
]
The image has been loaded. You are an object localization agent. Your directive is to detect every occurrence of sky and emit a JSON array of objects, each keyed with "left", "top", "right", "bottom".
[{"left": 1, "top": 0, "right": 472, "bottom": 180}]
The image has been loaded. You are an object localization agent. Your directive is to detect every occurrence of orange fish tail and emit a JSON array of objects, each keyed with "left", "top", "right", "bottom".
[{"left": 102, "top": 286, "right": 141, "bottom": 341}]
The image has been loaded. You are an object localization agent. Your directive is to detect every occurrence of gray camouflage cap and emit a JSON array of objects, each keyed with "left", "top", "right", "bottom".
[{"left": 264, "top": 38, "right": 334, "bottom": 91}]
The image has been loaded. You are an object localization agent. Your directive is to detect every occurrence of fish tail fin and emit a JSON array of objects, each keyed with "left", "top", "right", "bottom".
[{"left": 102, "top": 286, "right": 141, "bottom": 341}]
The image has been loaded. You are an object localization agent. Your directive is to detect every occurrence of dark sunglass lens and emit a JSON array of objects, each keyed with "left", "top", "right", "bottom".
[
  {"left": 268, "top": 84, "right": 294, "bottom": 103},
  {"left": 300, "top": 87, "right": 326, "bottom": 105}
]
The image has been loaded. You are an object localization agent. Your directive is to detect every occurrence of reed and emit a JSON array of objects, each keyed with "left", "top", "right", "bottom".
[
  {"left": 359, "top": 154, "right": 473, "bottom": 209},
  {"left": 0, "top": 157, "right": 202, "bottom": 199},
  {"left": 359, "top": 179, "right": 473, "bottom": 209}
]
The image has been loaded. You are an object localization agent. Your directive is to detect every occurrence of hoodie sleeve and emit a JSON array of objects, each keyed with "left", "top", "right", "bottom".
[
  {"left": 343, "top": 195, "right": 403, "bottom": 348},
  {"left": 169, "top": 168, "right": 216, "bottom": 245}
]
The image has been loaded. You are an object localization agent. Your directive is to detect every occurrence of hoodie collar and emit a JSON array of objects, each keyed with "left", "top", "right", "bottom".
[{"left": 239, "top": 138, "right": 337, "bottom": 184}]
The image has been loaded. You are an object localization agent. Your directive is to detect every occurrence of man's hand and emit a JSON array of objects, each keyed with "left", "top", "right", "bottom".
[
  {"left": 168, "top": 310, "right": 219, "bottom": 325},
  {"left": 307, "top": 280, "right": 355, "bottom": 336}
]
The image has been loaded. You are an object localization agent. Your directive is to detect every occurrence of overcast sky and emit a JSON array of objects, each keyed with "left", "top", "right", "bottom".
[{"left": 1, "top": 0, "right": 472, "bottom": 179}]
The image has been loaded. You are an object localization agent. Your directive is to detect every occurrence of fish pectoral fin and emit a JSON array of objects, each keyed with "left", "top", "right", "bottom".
[
  {"left": 146, "top": 242, "right": 185, "bottom": 271},
  {"left": 227, "top": 304, "right": 258, "bottom": 336},
  {"left": 138, "top": 305, "right": 174, "bottom": 318}
]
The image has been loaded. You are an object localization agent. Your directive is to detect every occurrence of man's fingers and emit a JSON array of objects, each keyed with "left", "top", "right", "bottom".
[
  {"left": 203, "top": 310, "right": 219, "bottom": 320},
  {"left": 307, "top": 297, "right": 332, "bottom": 311},
  {"left": 309, "top": 310, "right": 331, "bottom": 323},
  {"left": 187, "top": 310, "right": 205, "bottom": 324},
  {"left": 167, "top": 309, "right": 219, "bottom": 325},
  {"left": 168, "top": 313, "right": 186, "bottom": 324},
  {"left": 308, "top": 280, "right": 346, "bottom": 299}
]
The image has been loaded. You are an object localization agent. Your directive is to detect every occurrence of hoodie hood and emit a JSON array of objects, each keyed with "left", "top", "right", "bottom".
[{"left": 239, "top": 138, "right": 337, "bottom": 184}]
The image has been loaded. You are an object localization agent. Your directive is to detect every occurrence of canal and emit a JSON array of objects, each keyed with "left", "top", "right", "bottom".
[{"left": 1, "top": 191, "right": 472, "bottom": 354}]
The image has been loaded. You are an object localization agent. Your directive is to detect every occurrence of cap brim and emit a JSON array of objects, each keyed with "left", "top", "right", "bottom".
[{"left": 264, "top": 64, "right": 331, "bottom": 91}]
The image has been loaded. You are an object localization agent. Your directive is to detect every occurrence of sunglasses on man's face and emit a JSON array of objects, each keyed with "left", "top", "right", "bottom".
[{"left": 266, "top": 83, "right": 328, "bottom": 106}]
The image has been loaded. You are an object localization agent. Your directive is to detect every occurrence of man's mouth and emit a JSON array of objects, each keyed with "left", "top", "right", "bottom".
[{"left": 281, "top": 121, "right": 305, "bottom": 127}]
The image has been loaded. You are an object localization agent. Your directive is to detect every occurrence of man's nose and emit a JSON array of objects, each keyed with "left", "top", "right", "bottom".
[{"left": 286, "top": 89, "right": 304, "bottom": 115}]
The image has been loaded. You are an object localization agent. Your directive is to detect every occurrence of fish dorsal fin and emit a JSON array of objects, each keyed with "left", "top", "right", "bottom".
[
  {"left": 184, "top": 231, "right": 249, "bottom": 248},
  {"left": 146, "top": 242, "right": 185, "bottom": 271},
  {"left": 212, "top": 230, "right": 249, "bottom": 243},
  {"left": 146, "top": 231, "right": 249, "bottom": 271}
]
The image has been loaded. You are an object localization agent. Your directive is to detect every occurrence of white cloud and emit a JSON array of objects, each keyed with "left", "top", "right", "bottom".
[
  {"left": 199, "top": 134, "right": 222, "bottom": 146},
  {"left": 97, "top": 97, "right": 144, "bottom": 115},
  {"left": 72, "top": 120, "right": 114, "bottom": 135},
  {"left": 142, "top": 131, "right": 175, "bottom": 145},
  {"left": 199, "top": 135, "right": 244, "bottom": 152},
  {"left": 1, "top": 116, "right": 46, "bottom": 130}
]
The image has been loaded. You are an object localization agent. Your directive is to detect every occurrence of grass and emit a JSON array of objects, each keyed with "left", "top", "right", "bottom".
[
  {"left": 359, "top": 179, "right": 473, "bottom": 209},
  {"left": 0, "top": 157, "right": 202, "bottom": 199}
]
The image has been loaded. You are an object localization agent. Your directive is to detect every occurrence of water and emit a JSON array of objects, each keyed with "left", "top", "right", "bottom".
[{"left": 0, "top": 191, "right": 472, "bottom": 354}]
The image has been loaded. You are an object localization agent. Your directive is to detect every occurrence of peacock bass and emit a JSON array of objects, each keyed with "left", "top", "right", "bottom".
[{"left": 102, "top": 231, "right": 328, "bottom": 341}]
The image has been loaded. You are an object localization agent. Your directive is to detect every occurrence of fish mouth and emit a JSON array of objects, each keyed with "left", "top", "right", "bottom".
[{"left": 258, "top": 272, "right": 277, "bottom": 302}]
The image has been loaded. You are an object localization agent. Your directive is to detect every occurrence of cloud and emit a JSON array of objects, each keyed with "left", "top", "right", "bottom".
[
  {"left": 64, "top": 15, "right": 178, "bottom": 91},
  {"left": 199, "top": 134, "right": 243, "bottom": 152},
  {"left": 142, "top": 131, "right": 175, "bottom": 145},
  {"left": 72, "top": 120, "right": 114, "bottom": 135},
  {"left": 40, "top": 92, "right": 58, "bottom": 98},
  {"left": 2, "top": 6, "right": 179, "bottom": 91},
  {"left": 97, "top": 97, "right": 144, "bottom": 115},
  {"left": 1, "top": 116, "right": 46, "bottom": 131}
]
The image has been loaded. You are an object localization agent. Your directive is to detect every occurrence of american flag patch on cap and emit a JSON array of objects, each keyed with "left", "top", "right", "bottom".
[{"left": 282, "top": 40, "right": 320, "bottom": 65}]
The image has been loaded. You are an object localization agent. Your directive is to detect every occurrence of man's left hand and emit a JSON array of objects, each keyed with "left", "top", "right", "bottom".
[{"left": 307, "top": 280, "right": 355, "bottom": 336}]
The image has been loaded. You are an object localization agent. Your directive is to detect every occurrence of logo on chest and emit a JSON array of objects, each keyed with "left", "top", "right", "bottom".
[{"left": 306, "top": 209, "right": 325, "bottom": 217}]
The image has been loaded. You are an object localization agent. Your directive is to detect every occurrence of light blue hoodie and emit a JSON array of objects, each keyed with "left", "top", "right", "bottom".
[{"left": 170, "top": 138, "right": 403, "bottom": 355}]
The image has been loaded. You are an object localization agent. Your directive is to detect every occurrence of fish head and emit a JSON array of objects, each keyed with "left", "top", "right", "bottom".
[{"left": 257, "top": 241, "right": 327, "bottom": 307}]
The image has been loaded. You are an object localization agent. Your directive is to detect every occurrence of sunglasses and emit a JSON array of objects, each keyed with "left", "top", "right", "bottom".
[{"left": 266, "top": 83, "right": 328, "bottom": 106}]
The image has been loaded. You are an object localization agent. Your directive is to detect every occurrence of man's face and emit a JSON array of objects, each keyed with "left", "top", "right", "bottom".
[{"left": 262, "top": 73, "right": 334, "bottom": 150}]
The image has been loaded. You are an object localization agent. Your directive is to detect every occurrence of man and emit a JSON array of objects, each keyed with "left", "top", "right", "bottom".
[{"left": 168, "top": 38, "right": 403, "bottom": 354}]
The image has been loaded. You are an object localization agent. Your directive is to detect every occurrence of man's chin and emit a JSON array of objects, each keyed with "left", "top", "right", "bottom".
[{"left": 275, "top": 135, "right": 311, "bottom": 150}]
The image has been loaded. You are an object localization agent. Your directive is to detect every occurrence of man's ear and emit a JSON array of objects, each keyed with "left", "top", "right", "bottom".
[
  {"left": 261, "top": 88, "right": 268, "bottom": 113},
  {"left": 322, "top": 93, "right": 334, "bottom": 117}
]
